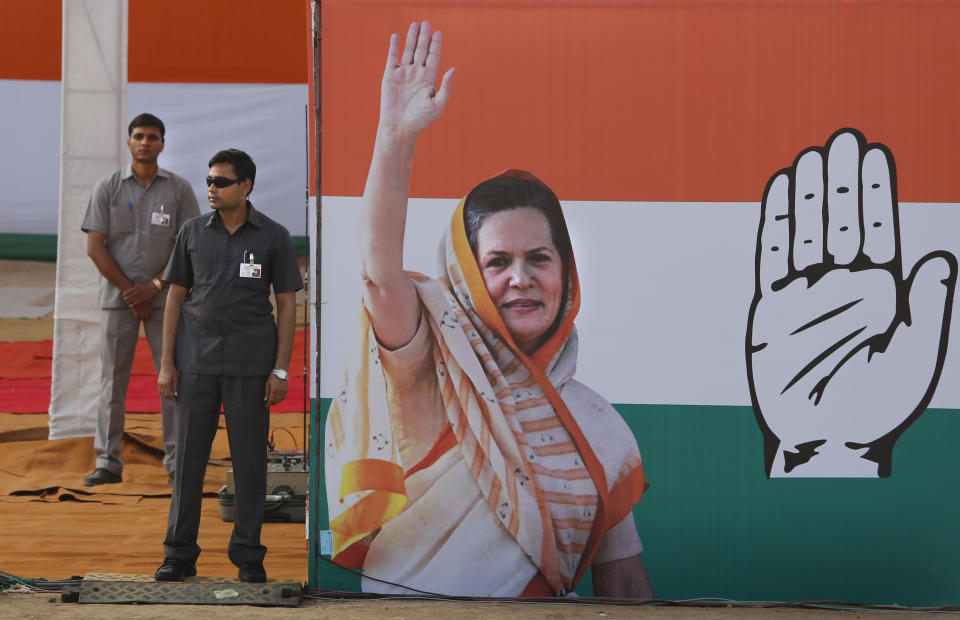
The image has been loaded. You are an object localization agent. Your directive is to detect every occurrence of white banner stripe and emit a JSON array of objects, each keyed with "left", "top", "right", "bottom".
[
  {"left": 319, "top": 197, "right": 960, "bottom": 409},
  {"left": 0, "top": 80, "right": 309, "bottom": 236}
]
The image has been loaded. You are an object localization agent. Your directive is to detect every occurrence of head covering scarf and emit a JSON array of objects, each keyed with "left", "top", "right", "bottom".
[{"left": 326, "top": 171, "right": 645, "bottom": 594}]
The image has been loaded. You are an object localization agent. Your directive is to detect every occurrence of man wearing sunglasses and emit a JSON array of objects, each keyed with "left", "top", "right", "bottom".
[
  {"left": 155, "top": 148, "right": 303, "bottom": 583},
  {"left": 80, "top": 113, "right": 200, "bottom": 488}
]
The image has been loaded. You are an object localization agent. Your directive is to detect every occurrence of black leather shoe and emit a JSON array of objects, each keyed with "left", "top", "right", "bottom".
[
  {"left": 83, "top": 468, "right": 122, "bottom": 486},
  {"left": 237, "top": 561, "right": 267, "bottom": 583},
  {"left": 154, "top": 558, "right": 197, "bottom": 582}
]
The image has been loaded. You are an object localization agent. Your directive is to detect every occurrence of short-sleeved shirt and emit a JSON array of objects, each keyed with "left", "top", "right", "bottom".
[
  {"left": 81, "top": 165, "right": 200, "bottom": 309},
  {"left": 163, "top": 202, "right": 304, "bottom": 376}
]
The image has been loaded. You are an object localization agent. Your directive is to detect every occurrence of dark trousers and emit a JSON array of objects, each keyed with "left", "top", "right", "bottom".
[{"left": 163, "top": 372, "right": 269, "bottom": 566}]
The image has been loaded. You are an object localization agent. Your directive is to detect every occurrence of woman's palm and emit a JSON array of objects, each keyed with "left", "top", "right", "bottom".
[{"left": 380, "top": 23, "right": 454, "bottom": 136}]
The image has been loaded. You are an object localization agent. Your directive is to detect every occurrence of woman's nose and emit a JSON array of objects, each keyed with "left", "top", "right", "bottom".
[{"left": 508, "top": 262, "right": 532, "bottom": 287}]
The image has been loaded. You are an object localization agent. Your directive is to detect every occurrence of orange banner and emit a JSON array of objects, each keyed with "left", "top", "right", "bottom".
[
  {"left": 319, "top": 1, "right": 960, "bottom": 202},
  {"left": 0, "top": 0, "right": 308, "bottom": 84}
]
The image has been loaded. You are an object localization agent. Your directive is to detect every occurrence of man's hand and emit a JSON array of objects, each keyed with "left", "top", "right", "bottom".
[
  {"left": 131, "top": 301, "right": 152, "bottom": 321},
  {"left": 122, "top": 282, "right": 157, "bottom": 306},
  {"left": 86, "top": 231, "right": 148, "bottom": 316},
  {"left": 158, "top": 364, "right": 178, "bottom": 401},
  {"left": 264, "top": 374, "right": 288, "bottom": 406},
  {"left": 746, "top": 129, "right": 957, "bottom": 478},
  {"left": 125, "top": 283, "right": 156, "bottom": 320},
  {"left": 159, "top": 283, "right": 186, "bottom": 402}
]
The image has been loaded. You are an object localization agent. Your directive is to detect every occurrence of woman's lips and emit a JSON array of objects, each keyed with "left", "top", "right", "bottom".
[{"left": 502, "top": 299, "right": 542, "bottom": 312}]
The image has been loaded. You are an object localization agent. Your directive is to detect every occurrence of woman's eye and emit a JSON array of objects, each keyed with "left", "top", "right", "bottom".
[
  {"left": 486, "top": 257, "right": 508, "bottom": 269},
  {"left": 531, "top": 253, "right": 551, "bottom": 263}
]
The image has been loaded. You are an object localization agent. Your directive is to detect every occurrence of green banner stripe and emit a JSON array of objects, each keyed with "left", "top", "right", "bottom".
[
  {"left": 311, "top": 399, "right": 960, "bottom": 604},
  {"left": 0, "top": 233, "right": 57, "bottom": 261}
]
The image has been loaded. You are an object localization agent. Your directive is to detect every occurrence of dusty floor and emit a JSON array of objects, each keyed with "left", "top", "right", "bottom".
[{"left": 0, "top": 592, "right": 944, "bottom": 619}]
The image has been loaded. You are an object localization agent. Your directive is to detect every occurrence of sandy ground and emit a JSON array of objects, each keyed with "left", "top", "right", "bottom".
[
  {"left": 0, "top": 593, "right": 939, "bottom": 619},
  {"left": 0, "top": 259, "right": 308, "bottom": 341},
  {"left": 1, "top": 259, "right": 955, "bottom": 618},
  {"left": 0, "top": 259, "right": 58, "bottom": 340}
]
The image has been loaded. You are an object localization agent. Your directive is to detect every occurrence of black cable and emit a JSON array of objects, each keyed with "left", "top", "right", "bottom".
[
  {"left": 299, "top": 587, "right": 960, "bottom": 612},
  {"left": 302, "top": 102, "right": 310, "bottom": 459},
  {"left": 301, "top": 558, "right": 960, "bottom": 612},
  {"left": 0, "top": 571, "right": 81, "bottom": 594},
  {"left": 313, "top": 554, "right": 449, "bottom": 597},
  {"left": 5, "top": 567, "right": 960, "bottom": 612}
]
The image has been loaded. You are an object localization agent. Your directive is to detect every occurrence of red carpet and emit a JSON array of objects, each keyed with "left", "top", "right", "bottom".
[
  {"left": 0, "top": 341, "right": 55, "bottom": 380},
  {"left": 0, "top": 330, "right": 310, "bottom": 414}
]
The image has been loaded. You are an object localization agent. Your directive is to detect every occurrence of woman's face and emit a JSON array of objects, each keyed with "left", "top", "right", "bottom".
[{"left": 475, "top": 207, "right": 564, "bottom": 355}]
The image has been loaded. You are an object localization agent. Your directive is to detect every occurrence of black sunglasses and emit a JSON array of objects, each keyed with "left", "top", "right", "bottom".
[{"left": 205, "top": 176, "right": 242, "bottom": 188}]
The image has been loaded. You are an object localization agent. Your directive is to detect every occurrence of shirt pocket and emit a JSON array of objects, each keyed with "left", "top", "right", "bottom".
[
  {"left": 149, "top": 220, "right": 176, "bottom": 248},
  {"left": 238, "top": 252, "right": 271, "bottom": 291},
  {"left": 109, "top": 202, "right": 135, "bottom": 234},
  {"left": 187, "top": 242, "right": 216, "bottom": 285},
  {"left": 149, "top": 209, "right": 174, "bottom": 231}
]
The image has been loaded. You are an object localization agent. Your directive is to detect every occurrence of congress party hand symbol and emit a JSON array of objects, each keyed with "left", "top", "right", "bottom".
[{"left": 746, "top": 129, "right": 957, "bottom": 478}]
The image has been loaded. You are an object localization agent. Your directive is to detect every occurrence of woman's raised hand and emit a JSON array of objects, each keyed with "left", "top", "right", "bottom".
[
  {"left": 361, "top": 22, "right": 451, "bottom": 350},
  {"left": 380, "top": 22, "right": 455, "bottom": 138}
]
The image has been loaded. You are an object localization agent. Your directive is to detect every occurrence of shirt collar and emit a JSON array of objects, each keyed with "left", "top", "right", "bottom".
[
  {"left": 203, "top": 201, "right": 263, "bottom": 229},
  {"left": 246, "top": 202, "right": 263, "bottom": 228},
  {"left": 121, "top": 164, "right": 170, "bottom": 181}
]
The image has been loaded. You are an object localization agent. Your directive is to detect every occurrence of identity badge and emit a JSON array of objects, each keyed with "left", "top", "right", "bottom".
[
  {"left": 240, "top": 251, "right": 261, "bottom": 278},
  {"left": 151, "top": 204, "right": 171, "bottom": 226},
  {"left": 239, "top": 263, "right": 262, "bottom": 278}
]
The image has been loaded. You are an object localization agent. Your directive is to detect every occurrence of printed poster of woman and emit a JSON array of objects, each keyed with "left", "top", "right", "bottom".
[{"left": 324, "top": 22, "right": 654, "bottom": 599}]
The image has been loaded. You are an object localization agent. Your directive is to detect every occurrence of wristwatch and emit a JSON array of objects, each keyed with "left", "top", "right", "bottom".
[
  {"left": 151, "top": 277, "right": 163, "bottom": 291},
  {"left": 271, "top": 368, "right": 288, "bottom": 380}
]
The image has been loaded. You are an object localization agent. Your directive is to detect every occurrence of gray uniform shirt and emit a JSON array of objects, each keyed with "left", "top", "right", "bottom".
[
  {"left": 81, "top": 165, "right": 200, "bottom": 309},
  {"left": 163, "top": 203, "right": 304, "bottom": 376}
]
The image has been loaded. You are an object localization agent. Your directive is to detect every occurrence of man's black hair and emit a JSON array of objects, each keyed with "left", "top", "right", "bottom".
[
  {"left": 208, "top": 148, "right": 256, "bottom": 195},
  {"left": 128, "top": 113, "right": 165, "bottom": 140}
]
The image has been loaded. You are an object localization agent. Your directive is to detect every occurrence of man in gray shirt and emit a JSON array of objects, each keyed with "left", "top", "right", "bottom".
[
  {"left": 155, "top": 148, "right": 302, "bottom": 583},
  {"left": 80, "top": 113, "right": 200, "bottom": 486}
]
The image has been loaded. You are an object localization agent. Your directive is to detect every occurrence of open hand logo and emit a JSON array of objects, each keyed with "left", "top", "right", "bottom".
[{"left": 746, "top": 129, "right": 957, "bottom": 478}]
